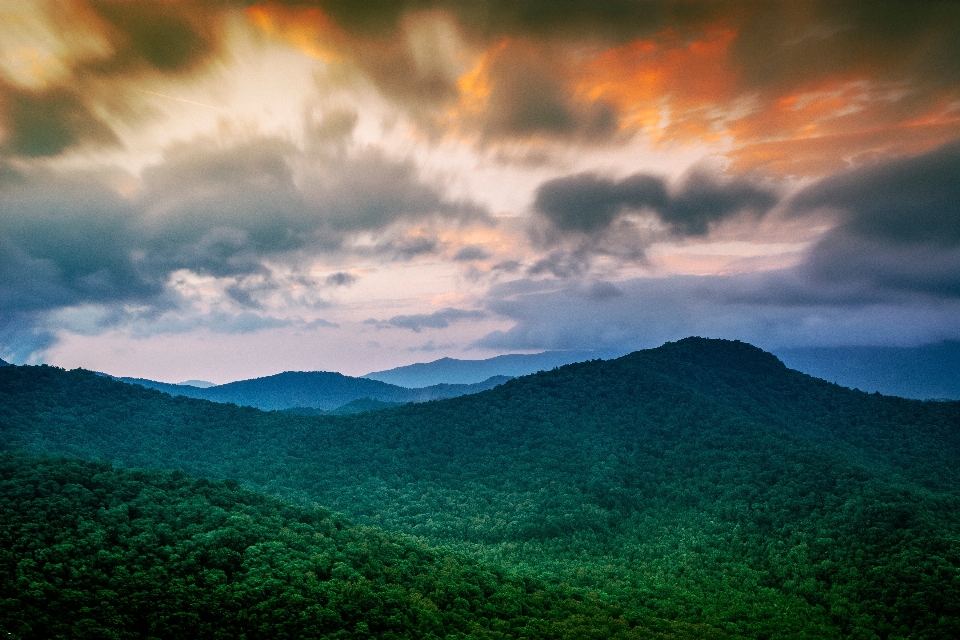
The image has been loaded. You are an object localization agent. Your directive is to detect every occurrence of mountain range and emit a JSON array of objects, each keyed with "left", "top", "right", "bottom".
[
  {"left": 2, "top": 338, "right": 958, "bottom": 637},
  {"left": 112, "top": 370, "right": 513, "bottom": 411},
  {"left": 362, "top": 349, "right": 625, "bottom": 387}
]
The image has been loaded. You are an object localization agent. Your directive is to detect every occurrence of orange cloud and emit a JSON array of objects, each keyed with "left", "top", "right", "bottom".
[
  {"left": 246, "top": 4, "right": 344, "bottom": 62},
  {"left": 576, "top": 26, "right": 740, "bottom": 140},
  {"left": 568, "top": 24, "right": 960, "bottom": 175},
  {"left": 243, "top": 4, "right": 960, "bottom": 177}
]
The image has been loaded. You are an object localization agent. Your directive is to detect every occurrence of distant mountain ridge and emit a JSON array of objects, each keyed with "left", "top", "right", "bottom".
[
  {"left": 365, "top": 343, "right": 960, "bottom": 399},
  {"left": 114, "top": 370, "right": 512, "bottom": 411},
  {"left": 0, "top": 358, "right": 9, "bottom": 367},
  {"left": 363, "top": 349, "right": 625, "bottom": 387},
  {"left": 773, "top": 341, "right": 960, "bottom": 399},
  {"left": 177, "top": 379, "right": 215, "bottom": 388}
]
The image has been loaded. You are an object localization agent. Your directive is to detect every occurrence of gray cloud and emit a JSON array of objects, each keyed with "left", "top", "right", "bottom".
[
  {"left": 476, "top": 145, "right": 960, "bottom": 356},
  {"left": 301, "top": 318, "right": 339, "bottom": 329},
  {"left": 0, "top": 127, "right": 486, "bottom": 359},
  {"left": 325, "top": 272, "right": 357, "bottom": 287},
  {"left": 472, "top": 41, "right": 620, "bottom": 143},
  {"left": 534, "top": 170, "right": 778, "bottom": 237},
  {"left": 477, "top": 272, "right": 960, "bottom": 353},
  {"left": 526, "top": 170, "right": 779, "bottom": 276},
  {"left": 793, "top": 141, "right": 960, "bottom": 246},
  {"left": 452, "top": 245, "right": 492, "bottom": 261},
  {"left": 366, "top": 308, "right": 487, "bottom": 333},
  {"left": 792, "top": 142, "right": 960, "bottom": 298}
]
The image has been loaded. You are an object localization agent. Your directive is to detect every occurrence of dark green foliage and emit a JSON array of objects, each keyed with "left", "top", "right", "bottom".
[
  {"left": 0, "top": 451, "right": 720, "bottom": 640},
  {"left": 2, "top": 338, "right": 959, "bottom": 637},
  {"left": 328, "top": 398, "right": 408, "bottom": 415},
  {"left": 278, "top": 398, "right": 407, "bottom": 417}
]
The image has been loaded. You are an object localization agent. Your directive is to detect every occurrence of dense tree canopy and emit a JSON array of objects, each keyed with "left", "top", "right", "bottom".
[
  {"left": 2, "top": 338, "right": 958, "bottom": 637},
  {"left": 0, "top": 451, "right": 722, "bottom": 640}
]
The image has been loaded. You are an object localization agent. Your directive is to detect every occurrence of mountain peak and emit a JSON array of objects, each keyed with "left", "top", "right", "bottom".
[{"left": 648, "top": 337, "right": 786, "bottom": 372}]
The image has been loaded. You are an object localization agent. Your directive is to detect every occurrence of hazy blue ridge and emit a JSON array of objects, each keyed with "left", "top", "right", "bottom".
[
  {"left": 3, "top": 337, "right": 960, "bottom": 637},
  {"left": 362, "top": 349, "right": 626, "bottom": 387},
  {"left": 177, "top": 379, "right": 216, "bottom": 388},
  {"left": 773, "top": 341, "right": 960, "bottom": 400},
  {"left": 114, "top": 371, "right": 512, "bottom": 410},
  {"left": 0, "top": 358, "right": 9, "bottom": 366}
]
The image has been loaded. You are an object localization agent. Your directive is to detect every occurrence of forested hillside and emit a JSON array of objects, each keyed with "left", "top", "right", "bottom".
[
  {"left": 114, "top": 370, "right": 512, "bottom": 410},
  {"left": 0, "top": 452, "right": 719, "bottom": 639},
  {"left": 2, "top": 338, "right": 959, "bottom": 638}
]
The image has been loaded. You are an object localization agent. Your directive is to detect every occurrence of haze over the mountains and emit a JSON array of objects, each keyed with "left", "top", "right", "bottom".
[
  {"left": 367, "top": 343, "right": 959, "bottom": 400},
  {"left": 84, "top": 339, "right": 960, "bottom": 404},
  {"left": 362, "top": 349, "right": 626, "bottom": 387},
  {"left": 114, "top": 370, "right": 513, "bottom": 411}
]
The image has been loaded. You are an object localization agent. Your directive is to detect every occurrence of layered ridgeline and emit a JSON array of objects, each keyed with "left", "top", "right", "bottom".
[
  {"left": 363, "top": 349, "right": 624, "bottom": 387},
  {"left": 2, "top": 338, "right": 959, "bottom": 637},
  {"left": 361, "top": 343, "right": 960, "bottom": 399},
  {"left": 113, "top": 370, "right": 512, "bottom": 411},
  {"left": 0, "top": 452, "right": 716, "bottom": 640}
]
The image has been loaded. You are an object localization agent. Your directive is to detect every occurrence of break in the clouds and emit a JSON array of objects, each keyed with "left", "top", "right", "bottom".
[{"left": 1, "top": 1, "right": 959, "bottom": 379}]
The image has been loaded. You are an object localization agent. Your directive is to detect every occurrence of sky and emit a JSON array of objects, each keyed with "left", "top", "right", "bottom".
[{"left": 1, "top": 1, "right": 959, "bottom": 383}]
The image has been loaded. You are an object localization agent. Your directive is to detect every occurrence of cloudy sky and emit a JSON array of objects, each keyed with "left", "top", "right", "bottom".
[{"left": 1, "top": 1, "right": 959, "bottom": 382}]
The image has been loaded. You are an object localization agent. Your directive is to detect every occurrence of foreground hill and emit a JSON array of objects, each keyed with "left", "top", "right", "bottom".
[
  {"left": 0, "top": 452, "right": 715, "bottom": 640},
  {"left": 115, "top": 370, "right": 512, "bottom": 411},
  {"left": 2, "top": 338, "right": 959, "bottom": 637},
  {"left": 363, "top": 349, "right": 623, "bottom": 387}
]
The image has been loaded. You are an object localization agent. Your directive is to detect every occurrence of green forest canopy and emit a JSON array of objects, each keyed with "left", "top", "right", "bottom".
[{"left": 2, "top": 338, "right": 959, "bottom": 638}]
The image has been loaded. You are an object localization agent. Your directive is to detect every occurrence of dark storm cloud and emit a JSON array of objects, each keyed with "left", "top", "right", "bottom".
[
  {"left": 85, "top": 1, "right": 217, "bottom": 74},
  {"left": 0, "top": 83, "right": 120, "bottom": 157},
  {"left": 792, "top": 142, "right": 960, "bottom": 298},
  {"left": 0, "top": 171, "right": 163, "bottom": 314},
  {"left": 533, "top": 170, "right": 778, "bottom": 241},
  {"left": 0, "top": 128, "right": 486, "bottom": 359},
  {"left": 803, "top": 233, "right": 960, "bottom": 300},
  {"left": 793, "top": 142, "right": 960, "bottom": 246},
  {"left": 365, "top": 308, "right": 487, "bottom": 333}
]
